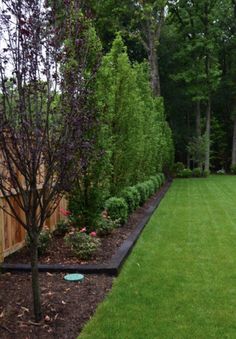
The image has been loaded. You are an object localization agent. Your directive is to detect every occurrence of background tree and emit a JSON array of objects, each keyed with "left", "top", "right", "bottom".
[
  {"left": 168, "top": 0, "right": 222, "bottom": 171},
  {"left": 87, "top": 0, "right": 167, "bottom": 96}
]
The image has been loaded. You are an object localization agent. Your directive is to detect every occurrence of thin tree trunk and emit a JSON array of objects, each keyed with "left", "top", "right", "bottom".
[
  {"left": 196, "top": 101, "right": 201, "bottom": 138},
  {"left": 30, "top": 237, "right": 42, "bottom": 322},
  {"left": 205, "top": 99, "right": 211, "bottom": 171},
  {"left": 232, "top": 115, "right": 236, "bottom": 166},
  {"left": 148, "top": 33, "right": 161, "bottom": 97}
]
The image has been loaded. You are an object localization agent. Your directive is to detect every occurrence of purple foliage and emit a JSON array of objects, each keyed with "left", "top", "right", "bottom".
[{"left": 0, "top": 0, "right": 97, "bottom": 234}]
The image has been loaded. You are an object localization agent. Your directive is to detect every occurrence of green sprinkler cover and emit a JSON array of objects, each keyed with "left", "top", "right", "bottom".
[{"left": 64, "top": 273, "right": 84, "bottom": 282}]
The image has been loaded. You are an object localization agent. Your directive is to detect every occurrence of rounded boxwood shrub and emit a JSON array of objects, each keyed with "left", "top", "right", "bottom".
[
  {"left": 156, "top": 174, "right": 162, "bottom": 187},
  {"left": 105, "top": 197, "right": 128, "bottom": 225},
  {"left": 145, "top": 179, "right": 156, "bottom": 197},
  {"left": 159, "top": 173, "right": 165, "bottom": 185},
  {"left": 120, "top": 187, "right": 141, "bottom": 214},
  {"left": 135, "top": 182, "right": 149, "bottom": 205},
  {"left": 150, "top": 176, "right": 160, "bottom": 192},
  {"left": 192, "top": 167, "right": 202, "bottom": 177}
]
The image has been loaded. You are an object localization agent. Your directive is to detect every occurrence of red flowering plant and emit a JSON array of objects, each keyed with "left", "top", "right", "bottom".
[
  {"left": 60, "top": 208, "right": 71, "bottom": 217},
  {"left": 65, "top": 227, "right": 100, "bottom": 260}
]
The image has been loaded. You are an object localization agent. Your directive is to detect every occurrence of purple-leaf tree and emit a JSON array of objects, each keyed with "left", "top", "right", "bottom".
[{"left": 0, "top": 0, "right": 98, "bottom": 321}]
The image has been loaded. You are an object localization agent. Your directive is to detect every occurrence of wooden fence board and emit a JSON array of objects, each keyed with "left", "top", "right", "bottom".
[{"left": 0, "top": 196, "right": 67, "bottom": 262}]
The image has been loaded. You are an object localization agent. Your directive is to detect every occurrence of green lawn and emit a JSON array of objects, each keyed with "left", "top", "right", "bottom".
[{"left": 80, "top": 176, "right": 236, "bottom": 339}]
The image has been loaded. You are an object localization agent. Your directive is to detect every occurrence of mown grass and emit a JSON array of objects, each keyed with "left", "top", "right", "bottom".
[{"left": 79, "top": 176, "right": 236, "bottom": 339}]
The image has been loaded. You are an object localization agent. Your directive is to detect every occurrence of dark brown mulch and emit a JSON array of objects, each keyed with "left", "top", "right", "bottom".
[
  {"left": 5, "top": 189, "right": 164, "bottom": 265},
  {"left": 0, "top": 272, "right": 113, "bottom": 339}
]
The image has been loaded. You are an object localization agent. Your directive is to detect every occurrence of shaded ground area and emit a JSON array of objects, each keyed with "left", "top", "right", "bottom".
[
  {"left": 0, "top": 272, "right": 113, "bottom": 339},
  {"left": 80, "top": 176, "right": 236, "bottom": 339}
]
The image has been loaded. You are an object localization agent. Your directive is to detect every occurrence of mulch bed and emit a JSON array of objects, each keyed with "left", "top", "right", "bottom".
[
  {"left": 0, "top": 272, "right": 113, "bottom": 339},
  {"left": 4, "top": 189, "right": 164, "bottom": 266},
  {"left": 0, "top": 184, "right": 169, "bottom": 338}
]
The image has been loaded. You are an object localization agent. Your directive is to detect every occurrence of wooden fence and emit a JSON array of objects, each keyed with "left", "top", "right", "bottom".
[
  {"left": 0, "top": 196, "right": 67, "bottom": 263},
  {"left": 0, "top": 140, "right": 68, "bottom": 262}
]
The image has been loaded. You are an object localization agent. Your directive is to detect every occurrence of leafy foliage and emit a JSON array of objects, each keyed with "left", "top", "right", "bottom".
[
  {"left": 26, "top": 228, "right": 52, "bottom": 256},
  {"left": 96, "top": 212, "right": 119, "bottom": 236},
  {"left": 179, "top": 168, "right": 192, "bottom": 178},
  {"left": 120, "top": 186, "right": 141, "bottom": 214},
  {"left": 105, "top": 197, "right": 128, "bottom": 225},
  {"left": 65, "top": 231, "right": 100, "bottom": 260}
]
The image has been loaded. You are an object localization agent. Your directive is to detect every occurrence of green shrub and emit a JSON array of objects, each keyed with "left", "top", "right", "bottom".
[
  {"left": 120, "top": 187, "right": 141, "bottom": 213},
  {"left": 216, "top": 168, "right": 225, "bottom": 175},
  {"left": 231, "top": 164, "right": 236, "bottom": 175},
  {"left": 65, "top": 231, "right": 100, "bottom": 260},
  {"left": 192, "top": 167, "right": 202, "bottom": 177},
  {"left": 26, "top": 228, "right": 52, "bottom": 256},
  {"left": 159, "top": 173, "right": 165, "bottom": 185},
  {"left": 54, "top": 220, "right": 70, "bottom": 237},
  {"left": 96, "top": 213, "right": 119, "bottom": 236},
  {"left": 150, "top": 176, "right": 160, "bottom": 191},
  {"left": 135, "top": 182, "right": 149, "bottom": 205},
  {"left": 179, "top": 168, "right": 192, "bottom": 178},
  {"left": 203, "top": 169, "right": 210, "bottom": 177},
  {"left": 172, "top": 162, "right": 185, "bottom": 177},
  {"left": 145, "top": 179, "right": 156, "bottom": 197},
  {"left": 156, "top": 174, "right": 162, "bottom": 187},
  {"left": 105, "top": 197, "right": 128, "bottom": 224}
]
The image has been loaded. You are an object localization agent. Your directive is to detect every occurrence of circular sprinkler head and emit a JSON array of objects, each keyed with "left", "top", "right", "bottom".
[{"left": 64, "top": 273, "right": 84, "bottom": 282}]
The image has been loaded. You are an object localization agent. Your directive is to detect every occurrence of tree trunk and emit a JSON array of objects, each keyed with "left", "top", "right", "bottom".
[
  {"left": 205, "top": 99, "right": 211, "bottom": 171},
  {"left": 196, "top": 101, "right": 201, "bottom": 138},
  {"left": 30, "top": 237, "right": 42, "bottom": 322},
  {"left": 232, "top": 115, "right": 236, "bottom": 166},
  {"left": 148, "top": 34, "right": 161, "bottom": 97}
]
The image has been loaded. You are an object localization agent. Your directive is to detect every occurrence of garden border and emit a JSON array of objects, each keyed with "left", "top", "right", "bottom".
[{"left": 0, "top": 180, "right": 172, "bottom": 276}]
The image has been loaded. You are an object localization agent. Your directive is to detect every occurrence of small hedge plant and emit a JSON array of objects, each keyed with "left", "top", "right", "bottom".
[
  {"left": 105, "top": 197, "right": 128, "bottom": 225},
  {"left": 150, "top": 176, "right": 160, "bottom": 191},
  {"left": 179, "top": 168, "right": 192, "bottom": 178},
  {"left": 104, "top": 172, "right": 165, "bottom": 224},
  {"left": 135, "top": 182, "right": 149, "bottom": 205},
  {"left": 120, "top": 186, "right": 141, "bottom": 214},
  {"left": 202, "top": 169, "right": 210, "bottom": 177},
  {"left": 65, "top": 230, "right": 100, "bottom": 260},
  {"left": 145, "top": 179, "right": 156, "bottom": 196},
  {"left": 192, "top": 167, "right": 202, "bottom": 177},
  {"left": 96, "top": 211, "right": 119, "bottom": 236},
  {"left": 160, "top": 173, "right": 165, "bottom": 185}
]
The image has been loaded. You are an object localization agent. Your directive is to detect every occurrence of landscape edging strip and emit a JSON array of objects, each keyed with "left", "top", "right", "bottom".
[{"left": 0, "top": 180, "right": 172, "bottom": 276}]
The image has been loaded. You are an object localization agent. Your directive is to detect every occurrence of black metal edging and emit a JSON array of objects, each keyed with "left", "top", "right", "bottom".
[{"left": 0, "top": 180, "right": 172, "bottom": 276}]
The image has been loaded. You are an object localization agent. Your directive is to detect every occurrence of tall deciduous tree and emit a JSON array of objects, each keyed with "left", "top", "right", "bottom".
[{"left": 0, "top": 0, "right": 98, "bottom": 321}]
